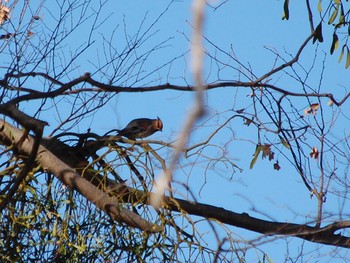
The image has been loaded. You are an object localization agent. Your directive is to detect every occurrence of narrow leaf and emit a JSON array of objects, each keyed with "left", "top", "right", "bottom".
[
  {"left": 250, "top": 145, "right": 261, "bottom": 169},
  {"left": 328, "top": 4, "right": 339, "bottom": 25},
  {"left": 282, "top": 0, "right": 289, "bottom": 20},
  {"left": 338, "top": 44, "right": 346, "bottom": 63},
  {"left": 279, "top": 136, "right": 290, "bottom": 149},
  {"left": 338, "top": 4, "right": 345, "bottom": 25},
  {"left": 346, "top": 46, "right": 350, "bottom": 69},
  {"left": 19, "top": 214, "right": 35, "bottom": 220},
  {"left": 317, "top": 23, "right": 323, "bottom": 42},
  {"left": 266, "top": 254, "right": 275, "bottom": 263},
  {"left": 52, "top": 220, "right": 57, "bottom": 237},
  {"left": 318, "top": 0, "right": 322, "bottom": 12},
  {"left": 330, "top": 33, "right": 339, "bottom": 54},
  {"left": 313, "top": 22, "right": 323, "bottom": 43}
]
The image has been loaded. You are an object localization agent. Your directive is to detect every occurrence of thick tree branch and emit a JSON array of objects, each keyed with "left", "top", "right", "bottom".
[
  {"left": 0, "top": 118, "right": 161, "bottom": 233},
  {"left": 0, "top": 103, "right": 48, "bottom": 212},
  {"left": 40, "top": 138, "right": 350, "bottom": 248},
  {"left": 114, "top": 186, "right": 350, "bottom": 248},
  {"left": 1, "top": 118, "right": 349, "bottom": 248}
]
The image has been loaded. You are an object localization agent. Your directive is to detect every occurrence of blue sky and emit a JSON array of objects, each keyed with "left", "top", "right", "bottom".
[
  {"left": 106, "top": 2, "right": 349, "bottom": 261},
  {"left": 14, "top": 0, "right": 350, "bottom": 261}
]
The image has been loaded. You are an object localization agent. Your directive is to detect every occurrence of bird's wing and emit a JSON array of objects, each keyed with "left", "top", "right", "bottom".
[
  {"left": 126, "top": 125, "right": 146, "bottom": 134},
  {"left": 117, "top": 123, "right": 146, "bottom": 137}
]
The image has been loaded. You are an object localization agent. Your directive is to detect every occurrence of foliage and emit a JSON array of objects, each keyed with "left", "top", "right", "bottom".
[
  {"left": 284, "top": 0, "right": 350, "bottom": 68},
  {"left": 0, "top": 0, "right": 349, "bottom": 262}
]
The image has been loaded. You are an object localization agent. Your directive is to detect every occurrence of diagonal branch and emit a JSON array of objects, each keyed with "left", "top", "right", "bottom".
[
  {"left": 115, "top": 186, "right": 350, "bottom": 248},
  {"left": 0, "top": 103, "right": 48, "bottom": 212},
  {"left": 1, "top": 118, "right": 350, "bottom": 248},
  {"left": 0, "top": 118, "right": 161, "bottom": 233}
]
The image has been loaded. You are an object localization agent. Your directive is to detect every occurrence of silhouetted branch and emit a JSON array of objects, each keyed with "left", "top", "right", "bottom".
[{"left": 2, "top": 72, "right": 349, "bottom": 106}]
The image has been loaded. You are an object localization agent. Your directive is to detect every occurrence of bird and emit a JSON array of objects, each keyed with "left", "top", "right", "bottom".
[{"left": 116, "top": 117, "right": 163, "bottom": 139}]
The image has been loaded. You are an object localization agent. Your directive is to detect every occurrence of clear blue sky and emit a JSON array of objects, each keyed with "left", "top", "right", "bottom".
[{"left": 35, "top": 1, "right": 350, "bottom": 262}]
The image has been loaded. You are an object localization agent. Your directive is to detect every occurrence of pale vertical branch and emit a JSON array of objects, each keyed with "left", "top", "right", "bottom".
[{"left": 151, "top": 0, "right": 206, "bottom": 208}]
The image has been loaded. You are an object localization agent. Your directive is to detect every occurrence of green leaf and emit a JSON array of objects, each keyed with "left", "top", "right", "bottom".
[
  {"left": 328, "top": 4, "right": 339, "bottom": 25},
  {"left": 330, "top": 33, "right": 339, "bottom": 55},
  {"left": 18, "top": 214, "right": 35, "bottom": 220},
  {"left": 71, "top": 244, "right": 87, "bottom": 253},
  {"left": 338, "top": 44, "right": 346, "bottom": 62},
  {"left": 338, "top": 4, "right": 345, "bottom": 25},
  {"left": 318, "top": 0, "right": 322, "bottom": 12},
  {"left": 52, "top": 219, "right": 58, "bottom": 237},
  {"left": 250, "top": 145, "right": 261, "bottom": 169},
  {"left": 346, "top": 46, "right": 350, "bottom": 69},
  {"left": 266, "top": 254, "right": 275, "bottom": 263},
  {"left": 279, "top": 136, "right": 290, "bottom": 149},
  {"left": 334, "top": 0, "right": 341, "bottom": 3},
  {"left": 282, "top": 0, "right": 289, "bottom": 20}
]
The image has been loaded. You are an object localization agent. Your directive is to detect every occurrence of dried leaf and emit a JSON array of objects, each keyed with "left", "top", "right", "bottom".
[
  {"left": 261, "top": 144, "right": 274, "bottom": 161},
  {"left": 304, "top": 103, "right": 320, "bottom": 116},
  {"left": 0, "top": 5, "right": 10, "bottom": 25},
  {"left": 304, "top": 108, "right": 312, "bottom": 115},
  {"left": 32, "top": 15, "right": 40, "bottom": 20},
  {"left": 328, "top": 100, "right": 334, "bottom": 106},
  {"left": 244, "top": 118, "right": 253, "bottom": 126},
  {"left": 310, "top": 147, "right": 319, "bottom": 160},
  {"left": 310, "top": 103, "right": 320, "bottom": 111},
  {"left": 0, "top": 33, "right": 13, "bottom": 40},
  {"left": 273, "top": 162, "right": 281, "bottom": 171},
  {"left": 261, "top": 144, "right": 271, "bottom": 158}
]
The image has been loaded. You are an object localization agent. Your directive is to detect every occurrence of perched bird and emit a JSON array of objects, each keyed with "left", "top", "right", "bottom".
[{"left": 116, "top": 117, "right": 163, "bottom": 139}]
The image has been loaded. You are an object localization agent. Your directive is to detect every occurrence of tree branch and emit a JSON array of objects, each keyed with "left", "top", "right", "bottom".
[
  {"left": 0, "top": 118, "right": 161, "bottom": 233},
  {"left": 1, "top": 118, "right": 349, "bottom": 248},
  {"left": 2, "top": 72, "right": 349, "bottom": 106},
  {"left": 118, "top": 186, "right": 350, "bottom": 248}
]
